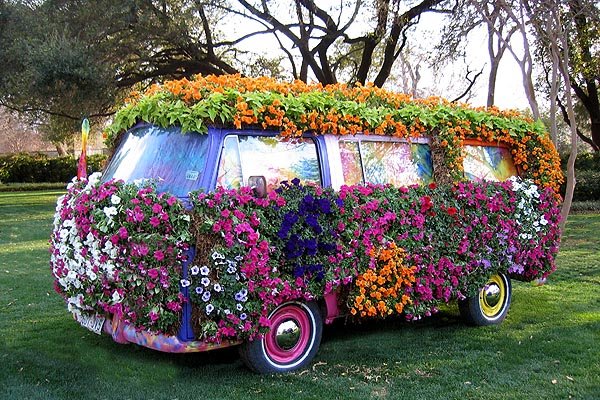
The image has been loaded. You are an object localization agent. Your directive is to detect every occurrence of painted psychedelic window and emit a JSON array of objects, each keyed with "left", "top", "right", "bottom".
[
  {"left": 463, "top": 145, "right": 517, "bottom": 182},
  {"left": 339, "top": 140, "right": 433, "bottom": 187},
  {"left": 217, "top": 135, "right": 321, "bottom": 191},
  {"left": 103, "top": 125, "right": 209, "bottom": 197}
]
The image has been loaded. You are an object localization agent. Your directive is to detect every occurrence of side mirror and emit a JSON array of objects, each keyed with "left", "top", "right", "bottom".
[{"left": 248, "top": 176, "right": 267, "bottom": 198}]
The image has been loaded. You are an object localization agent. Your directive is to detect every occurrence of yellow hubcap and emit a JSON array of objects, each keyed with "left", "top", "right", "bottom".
[{"left": 479, "top": 274, "right": 506, "bottom": 317}]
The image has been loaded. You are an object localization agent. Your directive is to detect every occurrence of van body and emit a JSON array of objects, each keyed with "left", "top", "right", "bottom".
[
  {"left": 51, "top": 121, "right": 560, "bottom": 373},
  {"left": 50, "top": 75, "right": 562, "bottom": 374}
]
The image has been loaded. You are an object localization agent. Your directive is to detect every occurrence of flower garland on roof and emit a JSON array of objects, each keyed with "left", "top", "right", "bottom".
[{"left": 105, "top": 74, "right": 563, "bottom": 193}]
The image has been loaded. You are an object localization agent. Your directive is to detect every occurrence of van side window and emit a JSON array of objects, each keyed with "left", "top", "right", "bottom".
[
  {"left": 463, "top": 145, "right": 517, "bottom": 182},
  {"left": 339, "top": 141, "right": 363, "bottom": 186},
  {"left": 217, "top": 135, "right": 321, "bottom": 191},
  {"left": 339, "top": 140, "right": 433, "bottom": 187}
]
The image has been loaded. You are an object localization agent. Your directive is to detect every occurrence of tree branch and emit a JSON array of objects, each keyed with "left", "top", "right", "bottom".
[
  {"left": 556, "top": 96, "right": 599, "bottom": 151},
  {"left": 451, "top": 66, "right": 484, "bottom": 103}
]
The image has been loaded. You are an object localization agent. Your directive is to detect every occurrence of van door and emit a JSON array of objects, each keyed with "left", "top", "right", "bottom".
[{"left": 216, "top": 134, "right": 322, "bottom": 192}]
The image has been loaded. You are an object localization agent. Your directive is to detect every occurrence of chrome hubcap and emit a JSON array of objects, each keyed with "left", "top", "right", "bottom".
[
  {"left": 479, "top": 274, "right": 506, "bottom": 317},
  {"left": 483, "top": 282, "right": 501, "bottom": 308},
  {"left": 275, "top": 319, "right": 301, "bottom": 350}
]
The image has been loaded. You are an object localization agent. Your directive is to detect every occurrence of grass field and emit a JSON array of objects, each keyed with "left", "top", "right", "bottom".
[{"left": 0, "top": 190, "right": 598, "bottom": 400}]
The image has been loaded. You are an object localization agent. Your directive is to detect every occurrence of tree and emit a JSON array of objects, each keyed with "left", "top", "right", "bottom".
[
  {"left": 0, "top": 107, "right": 49, "bottom": 154},
  {"left": 226, "top": 0, "right": 451, "bottom": 86},
  {"left": 560, "top": 0, "right": 599, "bottom": 151},
  {"left": 0, "top": 0, "right": 239, "bottom": 151}
]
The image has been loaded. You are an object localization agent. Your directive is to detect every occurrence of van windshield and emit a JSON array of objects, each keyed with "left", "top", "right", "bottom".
[{"left": 102, "top": 125, "right": 209, "bottom": 197}]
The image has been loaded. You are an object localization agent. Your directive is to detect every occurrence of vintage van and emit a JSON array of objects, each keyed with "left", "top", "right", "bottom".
[{"left": 50, "top": 75, "right": 562, "bottom": 374}]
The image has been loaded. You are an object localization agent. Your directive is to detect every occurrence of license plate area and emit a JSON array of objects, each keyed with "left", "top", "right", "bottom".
[{"left": 75, "top": 313, "right": 106, "bottom": 335}]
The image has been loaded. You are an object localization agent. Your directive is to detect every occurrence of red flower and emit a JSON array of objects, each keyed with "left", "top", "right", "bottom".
[
  {"left": 420, "top": 195, "right": 433, "bottom": 213},
  {"left": 447, "top": 207, "right": 457, "bottom": 216}
]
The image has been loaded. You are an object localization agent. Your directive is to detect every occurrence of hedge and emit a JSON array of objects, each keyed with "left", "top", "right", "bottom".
[
  {"left": 0, "top": 153, "right": 107, "bottom": 183},
  {"left": 559, "top": 152, "right": 600, "bottom": 201}
]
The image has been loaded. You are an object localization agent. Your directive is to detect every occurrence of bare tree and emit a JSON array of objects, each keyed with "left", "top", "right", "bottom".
[
  {"left": 0, "top": 107, "right": 48, "bottom": 154},
  {"left": 227, "top": 0, "right": 450, "bottom": 86},
  {"left": 471, "top": 0, "right": 540, "bottom": 117}
]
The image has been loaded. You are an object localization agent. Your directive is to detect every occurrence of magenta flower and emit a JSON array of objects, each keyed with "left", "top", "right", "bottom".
[
  {"left": 149, "top": 216, "right": 161, "bottom": 227},
  {"left": 154, "top": 250, "right": 165, "bottom": 261}
]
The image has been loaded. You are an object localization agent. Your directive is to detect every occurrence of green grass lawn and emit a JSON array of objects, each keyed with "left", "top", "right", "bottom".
[{"left": 1, "top": 191, "right": 598, "bottom": 400}]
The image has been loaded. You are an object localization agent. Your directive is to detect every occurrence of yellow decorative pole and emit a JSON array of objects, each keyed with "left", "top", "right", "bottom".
[{"left": 77, "top": 118, "right": 90, "bottom": 179}]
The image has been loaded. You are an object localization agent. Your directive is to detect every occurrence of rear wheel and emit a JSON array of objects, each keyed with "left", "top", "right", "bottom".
[
  {"left": 240, "top": 301, "right": 322, "bottom": 374},
  {"left": 459, "top": 273, "right": 511, "bottom": 326}
]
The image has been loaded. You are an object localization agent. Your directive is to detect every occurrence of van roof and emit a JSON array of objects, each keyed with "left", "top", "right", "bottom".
[{"left": 105, "top": 74, "right": 563, "bottom": 192}]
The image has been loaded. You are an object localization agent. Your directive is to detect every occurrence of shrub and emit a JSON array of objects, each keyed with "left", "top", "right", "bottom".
[{"left": 0, "top": 153, "right": 106, "bottom": 183}]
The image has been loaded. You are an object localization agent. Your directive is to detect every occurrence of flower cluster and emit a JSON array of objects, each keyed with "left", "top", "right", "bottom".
[
  {"left": 185, "top": 248, "right": 261, "bottom": 341},
  {"left": 50, "top": 173, "right": 191, "bottom": 334},
  {"left": 185, "top": 178, "right": 561, "bottom": 337},
  {"left": 51, "top": 175, "right": 561, "bottom": 339},
  {"left": 350, "top": 243, "right": 416, "bottom": 317},
  {"left": 106, "top": 75, "right": 563, "bottom": 193}
]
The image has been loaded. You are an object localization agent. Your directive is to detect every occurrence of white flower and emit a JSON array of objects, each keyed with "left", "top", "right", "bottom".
[
  {"left": 201, "top": 277, "right": 210, "bottom": 286},
  {"left": 190, "top": 265, "right": 200, "bottom": 275},
  {"left": 202, "top": 291, "right": 211, "bottom": 302},
  {"left": 206, "top": 304, "right": 214, "bottom": 314},
  {"left": 111, "top": 194, "right": 121, "bottom": 205},
  {"left": 180, "top": 279, "right": 191, "bottom": 288},
  {"left": 213, "top": 283, "right": 222, "bottom": 292},
  {"left": 236, "top": 303, "right": 243, "bottom": 311},
  {"left": 87, "top": 270, "right": 97, "bottom": 281},
  {"left": 223, "top": 309, "right": 231, "bottom": 315},
  {"left": 195, "top": 286, "right": 204, "bottom": 295},
  {"left": 112, "top": 291, "right": 122, "bottom": 303},
  {"left": 211, "top": 251, "right": 224, "bottom": 260},
  {"left": 200, "top": 266, "right": 210, "bottom": 276},
  {"left": 103, "top": 206, "right": 118, "bottom": 218}
]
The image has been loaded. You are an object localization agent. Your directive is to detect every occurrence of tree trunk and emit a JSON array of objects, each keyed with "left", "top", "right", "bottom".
[{"left": 55, "top": 142, "right": 68, "bottom": 156}]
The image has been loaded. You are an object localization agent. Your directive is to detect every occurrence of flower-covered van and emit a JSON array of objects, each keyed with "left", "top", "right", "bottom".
[{"left": 50, "top": 76, "right": 562, "bottom": 374}]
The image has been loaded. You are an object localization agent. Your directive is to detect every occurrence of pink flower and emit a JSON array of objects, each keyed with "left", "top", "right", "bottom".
[
  {"left": 166, "top": 301, "right": 182, "bottom": 312},
  {"left": 149, "top": 216, "right": 161, "bottom": 227},
  {"left": 118, "top": 227, "right": 129, "bottom": 239},
  {"left": 154, "top": 250, "right": 165, "bottom": 261},
  {"left": 166, "top": 196, "right": 177, "bottom": 206},
  {"left": 149, "top": 311, "right": 159, "bottom": 322},
  {"left": 147, "top": 268, "right": 159, "bottom": 279},
  {"left": 152, "top": 203, "right": 163, "bottom": 213}
]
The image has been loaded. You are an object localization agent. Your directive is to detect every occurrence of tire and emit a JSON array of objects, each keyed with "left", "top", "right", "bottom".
[
  {"left": 459, "top": 273, "right": 512, "bottom": 326},
  {"left": 239, "top": 301, "right": 322, "bottom": 374}
]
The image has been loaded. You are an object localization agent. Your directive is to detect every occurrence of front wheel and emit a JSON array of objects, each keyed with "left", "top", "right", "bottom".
[
  {"left": 459, "top": 273, "right": 512, "bottom": 326},
  {"left": 240, "top": 301, "right": 322, "bottom": 374}
]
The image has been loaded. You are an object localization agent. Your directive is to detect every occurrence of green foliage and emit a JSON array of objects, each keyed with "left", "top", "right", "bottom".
[
  {"left": 567, "top": 170, "right": 600, "bottom": 201},
  {"left": 0, "top": 153, "right": 106, "bottom": 183},
  {"left": 560, "top": 151, "right": 600, "bottom": 171},
  {"left": 559, "top": 152, "right": 600, "bottom": 201}
]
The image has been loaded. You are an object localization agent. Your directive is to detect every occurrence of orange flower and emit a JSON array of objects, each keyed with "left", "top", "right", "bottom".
[{"left": 106, "top": 74, "right": 563, "bottom": 192}]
